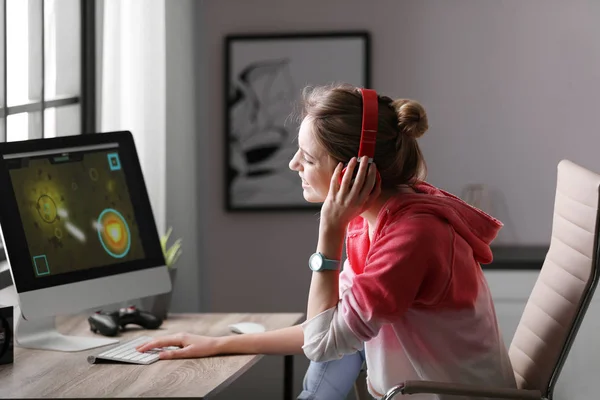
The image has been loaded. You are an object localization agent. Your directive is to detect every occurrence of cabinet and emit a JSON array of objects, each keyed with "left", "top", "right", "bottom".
[
  {"left": 486, "top": 245, "right": 548, "bottom": 270},
  {"left": 485, "top": 270, "right": 600, "bottom": 399}
]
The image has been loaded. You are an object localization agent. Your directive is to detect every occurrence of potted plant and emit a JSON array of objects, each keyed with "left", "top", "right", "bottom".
[{"left": 143, "top": 227, "right": 182, "bottom": 319}]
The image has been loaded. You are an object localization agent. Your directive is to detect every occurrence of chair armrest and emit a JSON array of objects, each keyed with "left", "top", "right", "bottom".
[{"left": 381, "top": 380, "right": 542, "bottom": 400}]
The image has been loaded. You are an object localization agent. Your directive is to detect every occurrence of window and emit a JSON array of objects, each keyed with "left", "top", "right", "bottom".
[
  {"left": 0, "top": 0, "right": 94, "bottom": 259},
  {"left": 0, "top": 0, "right": 95, "bottom": 143}
]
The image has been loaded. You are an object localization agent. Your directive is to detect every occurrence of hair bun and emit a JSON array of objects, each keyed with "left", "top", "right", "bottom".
[{"left": 391, "top": 99, "right": 429, "bottom": 139}]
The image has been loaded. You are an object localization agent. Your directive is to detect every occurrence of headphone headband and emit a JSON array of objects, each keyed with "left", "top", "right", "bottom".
[{"left": 358, "top": 88, "right": 378, "bottom": 160}]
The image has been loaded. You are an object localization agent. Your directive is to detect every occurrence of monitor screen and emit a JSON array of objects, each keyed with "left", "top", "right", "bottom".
[
  {"left": 5, "top": 144, "right": 145, "bottom": 278},
  {"left": 0, "top": 132, "right": 166, "bottom": 295}
]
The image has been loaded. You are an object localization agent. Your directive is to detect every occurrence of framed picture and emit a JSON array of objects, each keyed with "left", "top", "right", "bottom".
[{"left": 224, "top": 31, "right": 371, "bottom": 211}]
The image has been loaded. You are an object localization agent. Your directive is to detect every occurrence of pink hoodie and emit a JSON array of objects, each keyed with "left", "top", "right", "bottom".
[{"left": 302, "top": 182, "right": 517, "bottom": 399}]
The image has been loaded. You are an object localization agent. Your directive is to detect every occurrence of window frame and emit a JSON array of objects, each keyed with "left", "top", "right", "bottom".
[{"left": 0, "top": 0, "right": 96, "bottom": 140}]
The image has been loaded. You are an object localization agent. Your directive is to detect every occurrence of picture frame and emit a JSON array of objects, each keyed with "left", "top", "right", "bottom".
[{"left": 224, "top": 31, "right": 371, "bottom": 211}]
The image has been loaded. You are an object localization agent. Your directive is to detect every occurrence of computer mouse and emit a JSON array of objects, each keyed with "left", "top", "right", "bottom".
[{"left": 228, "top": 322, "right": 266, "bottom": 334}]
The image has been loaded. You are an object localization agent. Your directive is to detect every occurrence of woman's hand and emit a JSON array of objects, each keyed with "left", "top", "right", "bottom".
[
  {"left": 136, "top": 333, "right": 223, "bottom": 360},
  {"left": 321, "top": 155, "right": 381, "bottom": 230}
]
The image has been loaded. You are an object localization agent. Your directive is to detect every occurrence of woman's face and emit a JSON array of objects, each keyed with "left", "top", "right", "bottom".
[{"left": 288, "top": 117, "right": 336, "bottom": 203}]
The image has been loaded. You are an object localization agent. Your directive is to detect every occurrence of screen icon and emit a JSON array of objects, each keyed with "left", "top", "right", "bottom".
[
  {"left": 107, "top": 153, "right": 121, "bottom": 171},
  {"left": 33, "top": 255, "right": 50, "bottom": 276}
]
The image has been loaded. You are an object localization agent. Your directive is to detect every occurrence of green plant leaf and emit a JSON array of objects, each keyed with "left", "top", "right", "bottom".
[
  {"left": 166, "top": 238, "right": 182, "bottom": 267},
  {"left": 161, "top": 226, "right": 172, "bottom": 254},
  {"left": 160, "top": 226, "right": 182, "bottom": 269}
]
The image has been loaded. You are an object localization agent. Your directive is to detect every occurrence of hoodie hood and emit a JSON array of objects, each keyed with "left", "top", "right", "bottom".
[{"left": 371, "top": 182, "right": 503, "bottom": 264}]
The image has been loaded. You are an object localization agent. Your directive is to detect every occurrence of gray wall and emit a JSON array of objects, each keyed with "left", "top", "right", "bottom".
[
  {"left": 391, "top": 0, "right": 600, "bottom": 245},
  {"left": 169, "top": 0, "right": 600, "bottom": 398},
  {"left": 165, "top": 0, "right": 203, "bottom": 314}
]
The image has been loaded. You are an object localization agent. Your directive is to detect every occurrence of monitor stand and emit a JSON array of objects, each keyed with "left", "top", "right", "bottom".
[{"left": 15, "top": 311, "right": 119, "bottom": 352}]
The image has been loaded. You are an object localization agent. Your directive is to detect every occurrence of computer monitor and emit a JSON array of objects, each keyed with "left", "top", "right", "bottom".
[{"left": 0, "top": 131, "right": 171, "bottom": 352}]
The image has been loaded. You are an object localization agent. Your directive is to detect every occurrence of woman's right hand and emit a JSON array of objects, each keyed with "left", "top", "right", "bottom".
[{"left": 136, "top": 333, "right": 224, "bottom": 360}]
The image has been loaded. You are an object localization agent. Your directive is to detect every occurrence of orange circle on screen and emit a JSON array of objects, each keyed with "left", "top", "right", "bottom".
[{"left": 98, "top": 209, "right": 130, "bottom": 258}]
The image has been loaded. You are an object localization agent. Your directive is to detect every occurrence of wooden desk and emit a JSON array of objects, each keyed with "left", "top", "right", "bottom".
[{"left": 0, "top": 312, "right": 304, "bottom": 399}]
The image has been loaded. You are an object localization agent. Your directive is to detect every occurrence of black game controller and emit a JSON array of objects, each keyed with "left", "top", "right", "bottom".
[
  {"left": 88, "top": 306, "right": 163, "bottom": 337},
  {"left": 88, "top": 312, "right": 119, "bottom": 337},
  {"left": 114, "top": 306, "right": 163, "bottom": 331}
]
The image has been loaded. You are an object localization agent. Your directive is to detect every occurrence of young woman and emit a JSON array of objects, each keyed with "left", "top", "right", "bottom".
[{"left": 137, "top": 83, "right": 516, "bottom": 399}]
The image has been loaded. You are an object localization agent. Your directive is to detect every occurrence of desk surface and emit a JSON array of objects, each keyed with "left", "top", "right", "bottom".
[{"left": 0, "top": 312, "right": 304, "bottom": 399}]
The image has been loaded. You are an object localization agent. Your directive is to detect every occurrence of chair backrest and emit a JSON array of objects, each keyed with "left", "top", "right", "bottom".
[{"left": 508, "top": 160, "right": 600, "bottom": 398}]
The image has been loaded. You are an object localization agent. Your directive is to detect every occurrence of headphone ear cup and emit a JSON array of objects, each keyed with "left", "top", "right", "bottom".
[
  {"left": 338, "top": 165, "right": 348, "bottom": 185},
  {"left": 338, "top": 164, "right": 381, "bottom": 188}
]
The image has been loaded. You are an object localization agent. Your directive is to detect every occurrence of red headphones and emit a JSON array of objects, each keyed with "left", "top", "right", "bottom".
[{"left": 340, "top": 88, "right": 381, "bottom": 186}]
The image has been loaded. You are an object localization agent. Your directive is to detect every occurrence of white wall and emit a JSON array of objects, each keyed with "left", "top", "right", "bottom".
[{"left": 194, "top": 0, "right": 600, "bottom": 398}]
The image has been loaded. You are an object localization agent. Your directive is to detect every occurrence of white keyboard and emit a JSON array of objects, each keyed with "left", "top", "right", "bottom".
[{"left": 87, "top": 335, "right": 179, "bottom": 365}]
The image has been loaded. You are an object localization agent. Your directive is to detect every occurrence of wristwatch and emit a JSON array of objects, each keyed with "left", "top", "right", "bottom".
[{"left": 308, "top": 252, "right": 341, "bottom": 272}]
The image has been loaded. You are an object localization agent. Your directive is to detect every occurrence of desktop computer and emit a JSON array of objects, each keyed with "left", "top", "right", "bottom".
[{"left": 0, "top": 131, "right": 171, "bottom": 352}]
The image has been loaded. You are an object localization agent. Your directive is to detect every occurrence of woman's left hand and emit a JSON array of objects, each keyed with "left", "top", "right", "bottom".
[{"left": 320, "top": 156, "right": 382, "bottom": 230}]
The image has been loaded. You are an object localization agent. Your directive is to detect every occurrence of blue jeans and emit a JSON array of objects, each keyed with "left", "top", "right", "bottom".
[{"left": 298, "top": 349, "right": 366, "bottom": 400}]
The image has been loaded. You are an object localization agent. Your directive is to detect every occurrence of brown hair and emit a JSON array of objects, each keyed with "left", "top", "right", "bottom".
[{"left": 297, "top": 83, "right": 428, "bottom": 189}]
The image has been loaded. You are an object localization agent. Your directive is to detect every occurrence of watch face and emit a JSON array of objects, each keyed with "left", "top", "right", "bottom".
[{"left": 309, "top": 253, "right": 323, "bottom": 271}]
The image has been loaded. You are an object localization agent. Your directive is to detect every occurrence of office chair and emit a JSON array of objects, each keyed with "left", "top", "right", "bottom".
[{"left": 354, "top": 159, "right": 600, "bottom": 400}]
